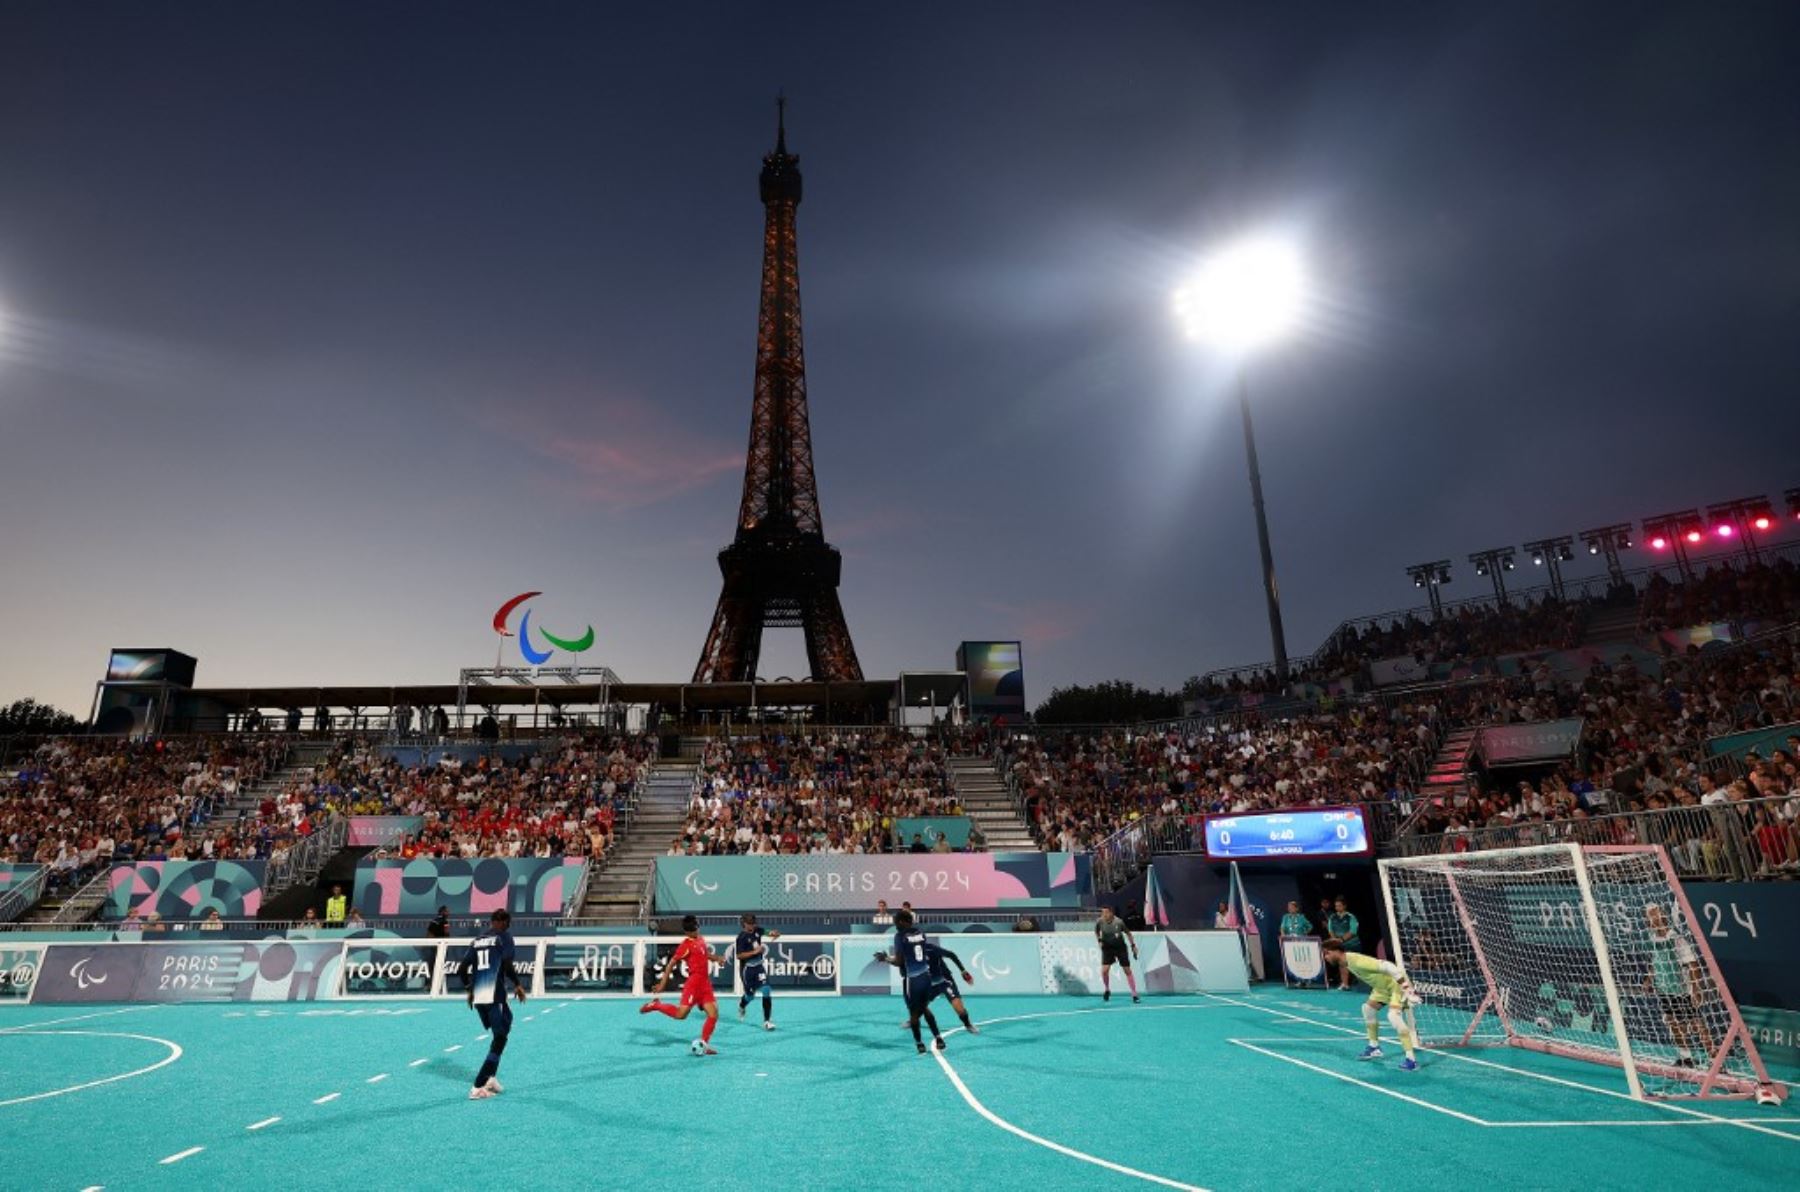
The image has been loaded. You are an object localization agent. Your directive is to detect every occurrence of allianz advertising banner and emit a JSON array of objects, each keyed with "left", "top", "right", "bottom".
[
  {"left": 654, "top": 852, "right": 1090, "bottom": 914},
  {"left": 33, "top": 940, "right": 344, "bottom": 1004},
  {"left": 839, "top": 931, "right": 1248, "bottom": 997}
]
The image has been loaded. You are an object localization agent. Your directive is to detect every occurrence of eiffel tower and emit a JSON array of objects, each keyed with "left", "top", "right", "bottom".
[{"left": 693, "top": 101, "right": 863, "bottom": 684}]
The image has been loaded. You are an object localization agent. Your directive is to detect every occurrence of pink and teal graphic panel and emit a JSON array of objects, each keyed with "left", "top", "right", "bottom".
[
  {"left": 354, "top": 857, "right": 586, "bottom": 917},
  {"left": 103, "top": 861, "right": 266, "bottom": 921},
  {"left": 0, "top": 863, "right": 44, "bottom": 896},
  {"left": 654, "top": 852, "right": 1091, "bottom": 913}
]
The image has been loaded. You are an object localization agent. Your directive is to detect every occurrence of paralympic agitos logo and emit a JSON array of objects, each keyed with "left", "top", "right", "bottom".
[{"left": 492, "top": 591, "right": 595, "bottom": 666}]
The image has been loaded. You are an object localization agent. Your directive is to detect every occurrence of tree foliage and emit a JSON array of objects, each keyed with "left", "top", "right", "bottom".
[
  {"left": 0, "top": 698, "right": 83, "bottom": 736},
  {"left": 1032, "top": 680, "right": 1181, "bottom": 725}
]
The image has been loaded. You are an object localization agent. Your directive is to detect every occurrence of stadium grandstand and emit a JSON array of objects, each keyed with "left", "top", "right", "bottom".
[{"left": 6, "top": 11, "right": 1800, "bottom": 1187}]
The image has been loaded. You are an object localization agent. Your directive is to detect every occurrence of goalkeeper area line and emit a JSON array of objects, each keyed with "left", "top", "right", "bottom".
[{"left": 0, "top": 989, "right": 1794, "bottom": 1191}]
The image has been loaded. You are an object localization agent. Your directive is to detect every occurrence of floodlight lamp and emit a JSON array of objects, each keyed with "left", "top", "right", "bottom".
[{"left": 1173, "top": 236, "right": 1307, "bottom": 352}]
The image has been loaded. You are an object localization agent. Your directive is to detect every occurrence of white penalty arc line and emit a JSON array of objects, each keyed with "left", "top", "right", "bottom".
[
  {"left": 0, "top": 1006, "right": 159, "bottom": 1034},
  {"left": 932, "top": 1050, "right": 1207, "bottom": 1191},
  {"left": 1200, "top": 992, "right": 1800, "bottom": 1144},
  {"left": 0, "top": 1030, "right": 183, "bottom": 1108},
  {"left": 931, "top": 1002, "right": 1226, "bottom": 1191}
]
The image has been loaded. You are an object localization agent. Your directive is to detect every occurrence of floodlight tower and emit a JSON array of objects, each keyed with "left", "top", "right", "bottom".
[{"left": 1173, "top": 236, "right": 1308, "bottom": 683}]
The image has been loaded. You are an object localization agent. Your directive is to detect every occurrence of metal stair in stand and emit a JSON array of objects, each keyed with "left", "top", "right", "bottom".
[
  {"left": 948, "top": 757, "right": 1038, "bottom": 850},
  {"left": 581, "top": 761, "right": 697, "bottom": 925},
  {"left": 1402, "top": 725, "right": 1480, "bottom": 832}
]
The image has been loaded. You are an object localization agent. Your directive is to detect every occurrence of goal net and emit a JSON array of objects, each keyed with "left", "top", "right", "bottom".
[{"left": 1379, "top": 843, "right": 1784, "bottom": 1102}]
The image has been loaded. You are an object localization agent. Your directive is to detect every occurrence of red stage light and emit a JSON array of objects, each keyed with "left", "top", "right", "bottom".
[
  {"left": 1715, "top": 523, "right": 1735, "bottom": 539},
  {"left": 1685, "top": 529, "right": 1703, "bottom": 544},
  {"left": 1650, "top": 535, "right": 1668, "bottom": 551},
  {"left": 1753, "top": 516, "right": 1771, "bottom": 531}
]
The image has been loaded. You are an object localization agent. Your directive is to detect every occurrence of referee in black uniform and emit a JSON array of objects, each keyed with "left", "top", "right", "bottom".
[{"left": 1095, "top": 906, "right": 1140, "bottom": 1003}]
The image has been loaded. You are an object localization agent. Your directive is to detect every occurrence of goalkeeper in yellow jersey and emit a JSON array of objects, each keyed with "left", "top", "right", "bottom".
[{"left": 1321, "top": 939, "right": 1419, "bottom": 1071}]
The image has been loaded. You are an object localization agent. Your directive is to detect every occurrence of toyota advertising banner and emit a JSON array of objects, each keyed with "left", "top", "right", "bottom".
[
  {"left": 33, "top": 940, "right": 345, "bottom": 1004},
  {"left": 654, "top": 852, "right": 1091, "bottom": 914}
]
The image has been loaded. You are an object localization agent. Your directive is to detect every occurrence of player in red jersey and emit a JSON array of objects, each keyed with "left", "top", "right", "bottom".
[{"left": 640, "top": 914, "right": 728, "bottom": 1055}]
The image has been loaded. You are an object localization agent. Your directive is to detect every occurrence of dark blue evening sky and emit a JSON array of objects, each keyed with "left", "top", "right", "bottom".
[{"left": 2, "top": 2, "right": 1796, "bottom": 714}]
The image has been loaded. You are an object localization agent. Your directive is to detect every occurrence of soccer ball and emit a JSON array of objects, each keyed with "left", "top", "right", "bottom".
[{"left": 689, "top": 1038, "right": 707, "bottom": 1056}]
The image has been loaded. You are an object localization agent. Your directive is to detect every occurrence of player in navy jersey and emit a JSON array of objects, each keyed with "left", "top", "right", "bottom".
[
  {"left": 459, "top": 908, "right": 527, "bottom": 1100},
  {"left": 926, "top": 941, "right": 978, "bottom": 1035},
  {"left": 875, "top": 909, "right": 947, "bottom": 1053},
  {"left": 735, "top": 913, "right": 783, "bottom": 1030}
]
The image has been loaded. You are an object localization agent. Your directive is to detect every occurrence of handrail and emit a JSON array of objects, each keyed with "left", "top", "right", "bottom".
[
  {"left": 0, "top": 867, "right": 48, "bottom": 924},
  {"left": 564, "top": 857, "right": 594, "bottom": 922},
  {"left": 49, "top": 867, "right": 114, "bottom": 925},
  {"left": 1195, "top": 538, "right": 1800, "bottom": 690}
]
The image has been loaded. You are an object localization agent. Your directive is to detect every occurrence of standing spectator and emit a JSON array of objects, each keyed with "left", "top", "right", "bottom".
[
  {"left": 1327, "top": 898, "right": 1362, "bottom": 990},
  {"left": 872, "top": 899, "right": 892, "bottom": 926},
  {"left": 1213, "top": 900, "right": 1235, "bottom": 929},
  {"left": 200, "top": 908, "right": 224, "bottom": 932},
  {"left": 1278, "top": 900, "right": 1314, "bottom": 938},
  {"left": 324, "top": 885, "right": 347, "bottom": 926},
  {"left": 426, "top": 906, "right": 451, "bottom": 939}
]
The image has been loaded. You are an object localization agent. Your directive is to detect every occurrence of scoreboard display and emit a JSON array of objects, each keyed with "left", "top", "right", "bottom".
[{"left": 1204, "top": 808, "right": 1372, "bottom": 860}]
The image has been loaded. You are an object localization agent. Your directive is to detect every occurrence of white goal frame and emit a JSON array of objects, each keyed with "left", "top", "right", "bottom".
[{"left": 1379, "top": 843, "right": 1785, "bottom": 1103}]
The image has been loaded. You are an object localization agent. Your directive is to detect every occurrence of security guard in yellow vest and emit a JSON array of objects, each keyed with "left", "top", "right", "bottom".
[{"left": 324, "top": 885, "right": 348, "bottom": 926}]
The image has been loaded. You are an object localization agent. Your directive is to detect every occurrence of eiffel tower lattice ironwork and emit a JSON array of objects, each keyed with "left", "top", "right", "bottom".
[{"left": 693, "top": 102, "right": 863, "bottom": 684}]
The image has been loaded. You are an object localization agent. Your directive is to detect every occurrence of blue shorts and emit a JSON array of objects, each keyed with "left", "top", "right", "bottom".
[
  {"left": 932, "top": 973, "right": 962, "bottom": 1000},
  {"left": 476, "top": 1000, "right": 513, "bottom": 1036},
  {"left": 742, "top": 965, "right": 769, "bottom": 993},
  {"left": 903, "top": 975, "right": 937, "bottom": 1015}
]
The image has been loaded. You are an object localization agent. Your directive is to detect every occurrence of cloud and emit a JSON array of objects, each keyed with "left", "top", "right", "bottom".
[
  {"left": 978, "top": 599, "right": 1090, "bottom": 646},
  {"left": 481, "top": 396, "right": 743, "bottom": 509}
]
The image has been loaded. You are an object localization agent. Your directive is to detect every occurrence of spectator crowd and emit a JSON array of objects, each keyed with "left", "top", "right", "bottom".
[
  {"left": 0, "top": 736, "right": 289, "bottom": 893},
  {"left": 670, "top": 730, "right": 960, "bottom": 856}
]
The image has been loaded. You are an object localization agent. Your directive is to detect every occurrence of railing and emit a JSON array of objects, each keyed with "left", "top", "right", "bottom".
[
  {"left": 0, "top": 867, "right": 48, "bottom": 924},
  {"left": 1193, "top": 538, "right": 1800, "bottom": 693},
  {"left": 264, "top": 814, "right": 349, "bottom": 897},
  {"left": 49, "top": 868, "right": 114, "bottom": 925},
  {"left": 635, "top": 866, "right": 656, "bottom": 925},
  {"left": 565, "top": 859, "right": 593, "bottom": 922},
  {"left": 1388, "top": 795, "right": 1798, "bottom": 881}
]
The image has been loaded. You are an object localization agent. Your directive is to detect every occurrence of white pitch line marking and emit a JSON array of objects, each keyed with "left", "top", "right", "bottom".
[
  {"left": 312, "top": 1092, "right": 340, "bottom": 1105},
  {"left": 0, "top": 1030, "right": 184, "bottom": 1108},
  {"left": 1200, "top": 992, "right": 1800, "bottom": 1144},
  {"left": 366, "top": 1073, "right": 389, "bottom": 1084},
  {"left": 159, "top": 1147, "right": 203, "bottom": 1165},
  {"left": 79, "top": 1185, "right": 104, "bottom": 1191},
  {"left": 445, "top": 1044, "right": 463, "bottom": 1053},
  {"left": 932, "top": 1044, "right": 1207, "bottom": 1190},
  {"left": 409, "top": 1058, "right": 429, "bottom": 1067},
  {"left": 247, "top": 1116, "right": 281, "bottom": 1131},
  {"left": 0, "top": 1006, "right": 158, "bottom": 1034},
  {"left": 1229, "top": 1040, "right": 1489, "bottom": 1125}
]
